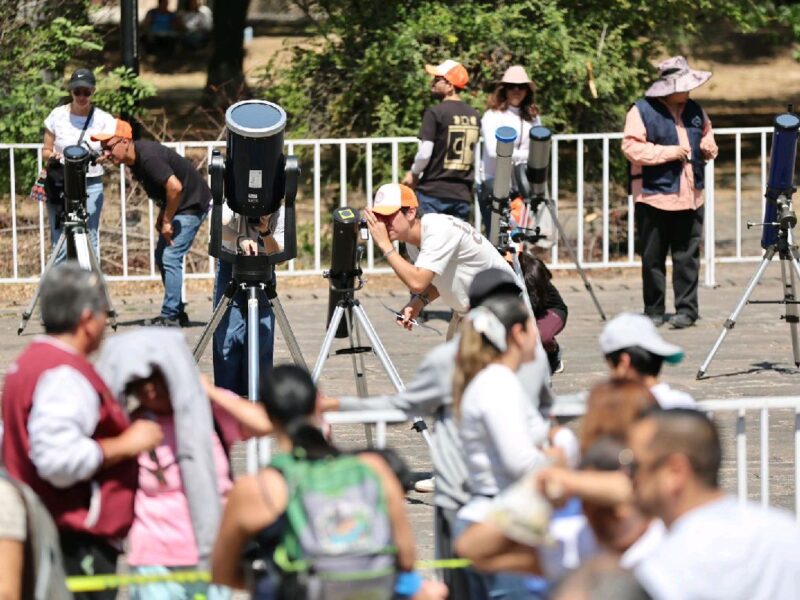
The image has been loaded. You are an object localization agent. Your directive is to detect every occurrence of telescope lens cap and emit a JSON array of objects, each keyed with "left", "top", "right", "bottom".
[
  {"left": 495, "top": 126, "right": 517, "bottom": 143},
  {"left": 63, "top": 145, "right": 89, "bottom": 160},
  {"left": 530, "top": 126, "right": 552, "bottom": 141},
  {"left": 226, "top": 100, "right": 286, "bottom": 138},
  {"left": 775, "top": 113, "right": 800, "bottom": 132}
]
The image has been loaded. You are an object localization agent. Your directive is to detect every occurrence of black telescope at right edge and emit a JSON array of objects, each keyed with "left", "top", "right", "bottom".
[{"left": 762, "top": 110, "right": 800, "bottom": 249}]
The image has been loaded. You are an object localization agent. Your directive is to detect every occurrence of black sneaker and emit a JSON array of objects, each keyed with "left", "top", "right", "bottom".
[
  {"left": 178, "top": 310, "right": 190, "bottom": 328},
  {"left": 668, "top": 313, "right": 696, "bottom": 329},
  {"left": 146, "top": 315, "right": 181, "bottom": 328}
]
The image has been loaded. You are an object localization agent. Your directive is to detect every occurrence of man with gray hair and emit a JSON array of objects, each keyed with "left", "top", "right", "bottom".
[{"left": 2, "top": 261, "right": 163, "bottom": 599}]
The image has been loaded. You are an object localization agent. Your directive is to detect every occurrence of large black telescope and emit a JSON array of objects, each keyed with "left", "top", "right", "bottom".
[
  {"left": 762, "top": 111, "right": 800, "bottom": 249},
  {"left": 63, "top": 144, "right": 91, "bottom": 214},
  {"left": 326, "top": 207, "right": 364, "bottom": 338}
]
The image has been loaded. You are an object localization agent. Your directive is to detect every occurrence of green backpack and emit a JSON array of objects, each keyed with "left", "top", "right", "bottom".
[{"left": 270, "top": 452, "right": 397, "bottom": 600}]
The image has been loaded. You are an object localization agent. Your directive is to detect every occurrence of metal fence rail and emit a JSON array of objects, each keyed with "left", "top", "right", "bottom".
[{"left": 0, "top": 127, "right": 774, "bottom": 284}]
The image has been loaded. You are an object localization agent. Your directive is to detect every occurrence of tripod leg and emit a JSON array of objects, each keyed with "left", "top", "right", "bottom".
[
  {"left": 85, "top": 234, "right": 118, "bottom": 330},
  {"left": 786, "top": 251, "right": 800, "bottom": 367},
  {"left": 312, "top": 306, "right": 345, "bottom": 382},
  {"left": 270, "top": 295, "right": 308, "bottom": 369},
  {"left": 544, "top": 199, "right": 607, "bottom": 320},
  {"left": 18, "top": 233, "right": 67, "bottom": 335},
  {"left": 344, "top": 306, "right": 373, "bottom": 446},
  {"left": 193, "top": 279, "right": 238, "bottom": 362},
  {"left": 697, "top": 250, "right": 775, "bottom": 379},
  {"left": 72, "top": 230, "right": 93, "bottom": 271},
  {"left": 244, "top": 287, "right": 267, "bottom": 472},
  {"left": 352, "top": 304, "right": 434, "bottom": 450}
]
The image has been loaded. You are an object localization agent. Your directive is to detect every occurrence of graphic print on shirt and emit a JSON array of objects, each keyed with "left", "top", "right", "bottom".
[{"left": 444, "top": 115, "right": 479, "bottom": 171}]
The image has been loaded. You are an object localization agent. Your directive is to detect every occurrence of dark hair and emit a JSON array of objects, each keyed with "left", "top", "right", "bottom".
[
  {"left": 580, "top": 436, "right": 626, "bottom": 472},
  {"left": 606, "top": 346, "right": 664, "bottom": 377},
  {"left": 485, "top": 82, "right": 539, "bottom": 120},
  {"left": 518, "top": 251, "right": 551, "bottom": 315},
  {"left": 259, "top": 364, "right": 338, "bottom": 460},
  {"left": 643, "top": 408, "right": 721, "bottom": 489}
]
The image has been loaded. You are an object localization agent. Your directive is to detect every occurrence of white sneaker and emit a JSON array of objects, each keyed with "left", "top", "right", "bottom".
[
  {"left": 413, "top": 477, "right": 436, "bottom": 493},
  {"left": 554, "top": 359, "right": 565, "bottom": 374}
]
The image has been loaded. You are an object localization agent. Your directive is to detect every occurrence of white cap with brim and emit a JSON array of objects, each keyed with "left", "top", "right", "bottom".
[{"left": 599, "top": 312, "right": 684, "bottom": 364}]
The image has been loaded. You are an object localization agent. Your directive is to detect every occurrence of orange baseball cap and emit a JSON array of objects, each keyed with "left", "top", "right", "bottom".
[
  {"left": 91, "top": 119, "right": 133, "bottom": 142},
  {"left": 425, "top": 59, "right": 469, "bottom": 89},
  {"left": 372, "top": 183, "right": 419, "bottom": 215}
]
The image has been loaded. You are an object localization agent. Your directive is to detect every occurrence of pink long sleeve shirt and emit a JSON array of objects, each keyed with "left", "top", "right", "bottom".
[{"left": 622, "top": 100, "right": 718, "bottom": 211}]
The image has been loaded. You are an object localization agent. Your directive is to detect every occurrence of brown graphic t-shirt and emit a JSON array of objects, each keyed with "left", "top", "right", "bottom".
[{"left": 416, "top": 100, "right": 481, "bottom": 204}]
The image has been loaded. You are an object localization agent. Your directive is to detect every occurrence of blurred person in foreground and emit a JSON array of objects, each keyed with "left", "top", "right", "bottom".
[
  {"left": 402, "top": 59, "right": 480, "bottom": 221},
  {"left": 321, "top": 267, "right": 554, "bottom": 598},
  {"left": 0, "top": 469, "right": 72, "bottom": 600},
  {"left": 94, "top": 119, "right": 211, "bottom": 327},
  {"left": 364, "top": 182, "right": 514, "bottom": 338},
  {"left": 1, "top": 262, "right": 163, "bottom": 600},
  {"left": 622, "top": 56, "right": 718, "bottom": 330},
  {"left": 629, "top": 409, "right": 800, "bottom": 599},
  {"left": 212, "top": 365, "right": 447, "bottom": 600}
]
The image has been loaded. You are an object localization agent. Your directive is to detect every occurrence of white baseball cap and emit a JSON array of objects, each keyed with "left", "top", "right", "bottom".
[
  {"left": 372, "top": 183, "right": 419, "bottom": 216},
  {"left": 599, "top": 313, "right": 684, "bottom": 364}
]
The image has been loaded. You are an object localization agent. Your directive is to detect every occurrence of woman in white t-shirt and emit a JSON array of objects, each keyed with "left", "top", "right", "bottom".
[
  {"left": 42, "top": 67, "right": 116, "bottom": 260},
  {"left": 453, "top": 292, "right": 547, "bottom": 599},
  {"left": 479, "top": 66, "right": 541, "bottom": 230}
]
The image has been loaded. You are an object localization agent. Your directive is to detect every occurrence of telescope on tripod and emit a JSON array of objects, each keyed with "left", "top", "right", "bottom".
[
  {"left": 18, "top": 144, "right": 117, "bottom": 334},
  {"left": 698, "top": 107, "right": 800, "bottom": 378},
  {"left": 191, "top": 99, "right": 306, "bottom": 472},
  {"left": 486, "top": 125, "right": 607, "bottom": 320}
]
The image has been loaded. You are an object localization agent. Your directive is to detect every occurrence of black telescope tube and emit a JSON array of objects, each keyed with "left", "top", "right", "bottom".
[
  {"left": 762, "top": 112, "right": 800, "bottom": 249},
  {"left": 327, "top": 207, "right": 361, "bottom": 338},
  {"left": 526, "top": 126, "right": 552, "bottom": 197},
  {"left": 63, "top": 145, "right": 89, "bottom": 212}
]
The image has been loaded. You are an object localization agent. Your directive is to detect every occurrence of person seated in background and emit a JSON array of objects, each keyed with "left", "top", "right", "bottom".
[
  {"left": 179, "top": 0, "right": 213, "bottom": 50},
  {"left": 0, "top": 470, "right": 72, "bottom": 600},
  {"left": 599, "top": 312, "right": 695, "bottom": 408},
  {"left": 212, "top": 365, "right": 446, "bottom": 600},
  {"left": 518, "top": 250, "right": 568, "bottom": 374},
  {"left": 142, "top": 0, "right": 179, "bottom": 57}
]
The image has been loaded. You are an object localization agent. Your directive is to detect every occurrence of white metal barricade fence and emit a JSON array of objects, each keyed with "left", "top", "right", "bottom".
[{"left": 0, "top": 127, "right": 775, "bottom": 284}]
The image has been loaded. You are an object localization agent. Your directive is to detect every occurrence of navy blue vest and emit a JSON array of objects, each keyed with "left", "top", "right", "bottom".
[{"left": 633, "top": 98, "right": 705, "bottom": 194}]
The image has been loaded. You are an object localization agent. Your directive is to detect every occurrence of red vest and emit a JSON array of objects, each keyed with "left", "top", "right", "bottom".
[{"left": 2, "top": 340, "right": 137, "bottom": 539}]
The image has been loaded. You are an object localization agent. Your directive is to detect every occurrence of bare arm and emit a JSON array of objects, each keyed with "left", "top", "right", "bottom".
[
  {"left": 163, "top": 175, "right": 183, "bottom": 222},
  {"left": 359, "top": 453, "right": 415, "bottom": 572},
  {"left": 536, "top": 467, "right": 632, "bottom": 506},
  {"left": 0, "top": 539, "right": 24, "bottom": 600},
  {"left": 203, "top": 376, "right": 272, "bottom": 437},
  {"left": 455, "top": 521, "right": 542, "bottom": 574},
  {"left": 98, "top": 420, "right": 163, "bottom": 469},
  {"left": 42, "top": 129, "right": 57, "bottom": 162}
]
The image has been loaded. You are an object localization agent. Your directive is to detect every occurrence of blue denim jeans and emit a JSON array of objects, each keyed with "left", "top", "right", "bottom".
[
  {"left": 212, "top": 259, "right": 276, "bottom": 396},
  {"left": 155, "top": 212, "right": 206, "bottom": 319},
  {"left": 416, "top": 191, "right": 471, "bottom": 221},
  {"left": 47, "top": 176, "right": 104, "bottom": 263}
]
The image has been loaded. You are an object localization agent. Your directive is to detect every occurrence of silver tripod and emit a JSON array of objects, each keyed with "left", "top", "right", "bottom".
[
  {"left": 192, "top": 267, "right": 307, "bottom": 472},
  {"left": 698, "top": 196, "right": 800, "bottom": 378},
  {"left": 312, "top": 282, "right": 433, "bottom": 450},
  {"left": 18, "top": 210, "right": 117, "bottom": 334}
]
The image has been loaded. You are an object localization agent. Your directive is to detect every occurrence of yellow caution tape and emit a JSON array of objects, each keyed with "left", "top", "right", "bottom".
[{"left": 66, "top": 559, "right": 473, "bottom": 592}]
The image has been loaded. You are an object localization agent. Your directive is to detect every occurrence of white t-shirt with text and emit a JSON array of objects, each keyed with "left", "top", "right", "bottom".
[
  {"left": 43, "top": 104, "right": 116, "bottom": 178},
  {"left": 410, "top": 213, "right": 514, "bottom": 314}
]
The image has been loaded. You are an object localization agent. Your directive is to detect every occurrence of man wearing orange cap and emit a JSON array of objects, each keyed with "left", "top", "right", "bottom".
[
  {"left": 401, "top": 60, "right": 480, "bottom": 222},
  {"left": 93, "top": 120, "right": 211, "bottom": 327},
  {"left": 365, "top": 182, "right": 513, "bottom": 337}
]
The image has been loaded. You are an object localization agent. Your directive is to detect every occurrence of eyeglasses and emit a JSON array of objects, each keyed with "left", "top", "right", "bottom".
[
  {"left": 504, "top": 83, "right": 529, "bottom": 92},
  {"left": 620, "top": 448, "right": 670, "bottom": 479},
  {"left": 433, "top": 76, "right": 448, "bottom": 85},
  {"left": 72, "top": 88, "right": 93, "bottom": 97},
  {"left": 101, "top": 139, "right": 123, "bottom": 154}
]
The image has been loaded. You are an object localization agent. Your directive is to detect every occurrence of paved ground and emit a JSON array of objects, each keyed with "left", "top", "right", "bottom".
[{"left": 1, "top": 262, "right": 799, "bottom": 572}]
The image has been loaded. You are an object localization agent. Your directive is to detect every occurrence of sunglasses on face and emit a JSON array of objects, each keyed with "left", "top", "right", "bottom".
[
  {"left": 504, "top": 83, "right": 528, "bottom": 91},
  {"left": 72, "top": 88, "right": 93, "bottom": 97},
  {"left": 101, "top": 139, "right": 123, "bottom": 154},
  {"left": 433, "top": 76, "right": 448, "bottom": 85}
]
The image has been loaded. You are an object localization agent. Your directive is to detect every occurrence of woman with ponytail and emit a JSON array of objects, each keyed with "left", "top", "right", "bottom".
[{"left": 212, "top": 365, "right": 445, "bottom": 600}]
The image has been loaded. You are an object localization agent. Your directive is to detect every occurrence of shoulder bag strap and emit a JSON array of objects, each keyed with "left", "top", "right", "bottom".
[{"left": 76, "top": 106, "right": 95, "bottom": 148}]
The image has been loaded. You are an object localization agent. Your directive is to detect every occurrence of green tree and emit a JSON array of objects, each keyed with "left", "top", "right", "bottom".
[{"left": 258, "top": 0, "right": 773, "bottom": 139}]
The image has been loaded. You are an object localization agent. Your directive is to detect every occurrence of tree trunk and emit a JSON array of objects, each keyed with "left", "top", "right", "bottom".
[{"left": 205, "top": 0, "right": 252, "bottom": 107}]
